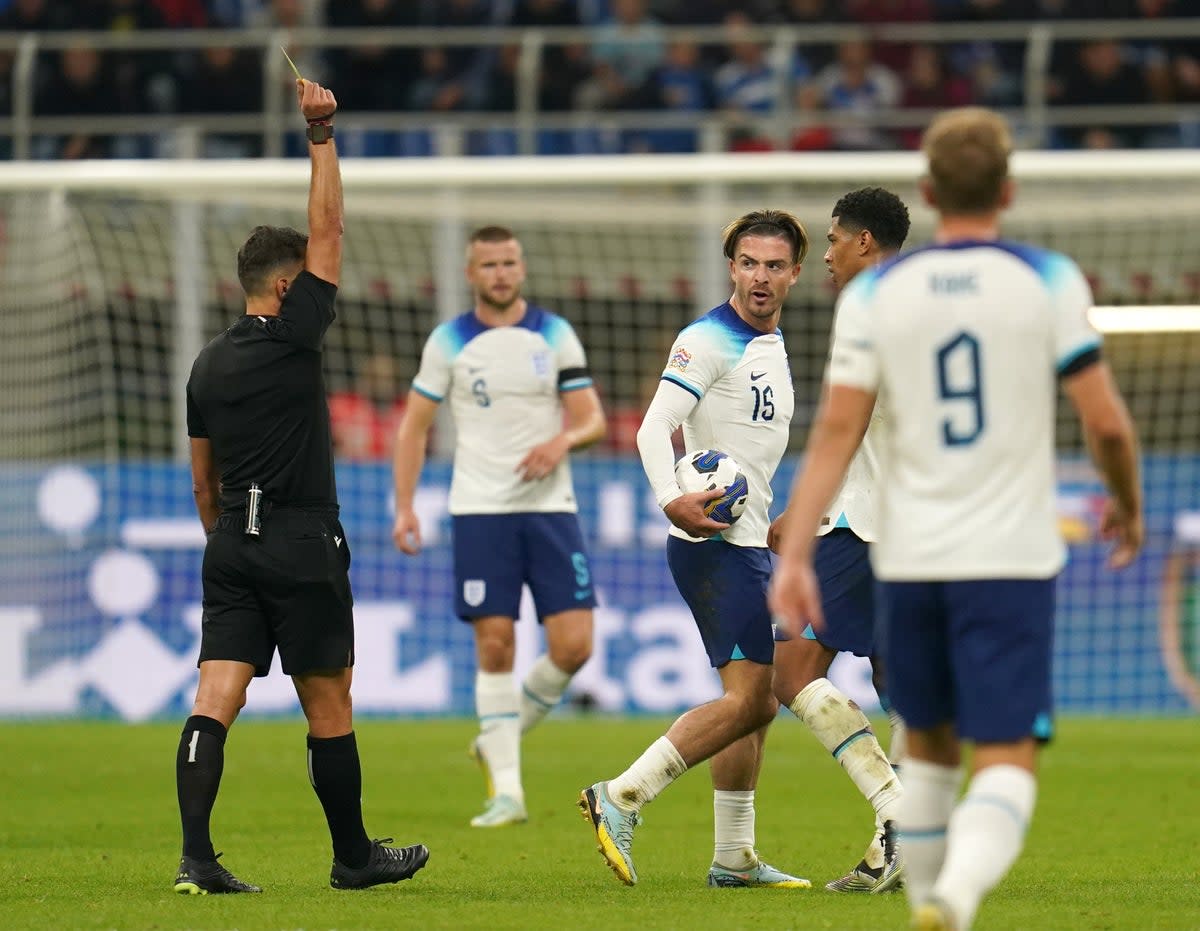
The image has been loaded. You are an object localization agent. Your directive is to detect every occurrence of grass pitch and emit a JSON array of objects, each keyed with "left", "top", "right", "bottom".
[{"left": 0, "top": 716, "right": 1197, "bottom": 930}]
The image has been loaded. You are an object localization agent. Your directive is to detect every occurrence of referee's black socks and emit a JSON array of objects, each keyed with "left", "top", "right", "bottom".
[
  {"left": 176, "top": 715, "right": 227, "bottom": 861},
  {"left": 307, "top": 732, "right": 372, "bottom": 869}
]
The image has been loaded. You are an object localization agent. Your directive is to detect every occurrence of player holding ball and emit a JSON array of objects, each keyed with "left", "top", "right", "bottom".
[{"left": 580, "top": 210, "right": 810, "bottom": 889}]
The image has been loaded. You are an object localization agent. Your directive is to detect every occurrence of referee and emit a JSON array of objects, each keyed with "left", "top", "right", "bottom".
[{"left": 172, "top": 78, "right": 429, "bottom": 894}]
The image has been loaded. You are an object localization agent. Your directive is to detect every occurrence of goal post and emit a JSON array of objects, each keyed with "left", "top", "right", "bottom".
[{"left": 0, "top": 150, "right": 1197, "bottom": 719}]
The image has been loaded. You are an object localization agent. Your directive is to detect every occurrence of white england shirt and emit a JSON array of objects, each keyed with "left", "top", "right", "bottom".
[
  {"left": 411, "top": 305, "right": 592, "bottom": 515},
  {"left": 819, "top": 373, "right": 885, "bottom": 542},
  {"left": 651, "top": 302, "right": 795, "bottom": 547},
  {"left": 827, "top": 240, "right": 1101, "bottom": 580}
]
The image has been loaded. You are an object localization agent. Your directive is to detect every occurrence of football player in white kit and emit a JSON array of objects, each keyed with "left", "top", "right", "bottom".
[
  {"left": 770, "top": 187, "right": 912, "bottom": 894},
  {"left": 393, "top": 226, "right": 606, "bottom": 828},
  {"left": 580, "top": 210, "right": 809, "bottom": 889},
  {"left": 770, "top": 109, "right": 1142, "bottom": 930}
]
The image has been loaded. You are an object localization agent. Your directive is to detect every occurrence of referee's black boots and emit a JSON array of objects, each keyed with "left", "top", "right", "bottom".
[
  {"left": 174, "top": 854, "right": 262, "bottom": 894},
  {"left": 330, "top": 838, "right": 431, "bottom": 890}
]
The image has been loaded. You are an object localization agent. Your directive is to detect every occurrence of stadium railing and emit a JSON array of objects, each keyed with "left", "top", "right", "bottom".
[{"left": 2, "top": 19, "right": 1200, "bottom": 159}]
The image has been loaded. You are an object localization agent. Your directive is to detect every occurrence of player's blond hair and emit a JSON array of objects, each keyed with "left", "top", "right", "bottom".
[
  {"left": 722, "top": 209, "right": 809, "bottom": 266},
  {"left": 922, "top": 107, "right": 1013, "bottom": 215}
]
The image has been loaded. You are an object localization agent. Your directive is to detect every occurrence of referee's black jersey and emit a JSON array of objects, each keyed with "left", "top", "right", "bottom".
[{"left": 186, "top": 270, "right": 339, "bottom": 511}]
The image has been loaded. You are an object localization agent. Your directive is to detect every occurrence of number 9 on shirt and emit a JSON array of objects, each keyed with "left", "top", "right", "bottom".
[{"left": 675, "top": 449, "right": 749, "bottom": 525}]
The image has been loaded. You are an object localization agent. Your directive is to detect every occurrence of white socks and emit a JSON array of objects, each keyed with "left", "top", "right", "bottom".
[
  {"left": 886, "top": 706, "right": 908, "bottom": 770},
  {"left": 607, "top": 736, "right": 688, "bottom": 812},
  {"left": 933, "top": 764, "right": 1037, "bottom": 930},
  {"left": 790, "top": 678, "right": 902, "bottom": 824},
  {"left": 519, "top": 655, "right": 571, "bottom": 734},
  {"left": 899, "top": 758, "right": 962, "bottom": 909},
  {"left": 713, "top": 789, "right": 757, "bottom": 870},
  {"left": 475, "top": 671, "right": 522, "bottom": 802},
  {"left": 475, "top": 656, "right": 574, "bottom": 802}
]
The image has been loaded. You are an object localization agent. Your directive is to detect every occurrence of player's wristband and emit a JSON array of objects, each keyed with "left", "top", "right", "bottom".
[{"left": 305, "top": 119, "right": 334, "bottom": 145}]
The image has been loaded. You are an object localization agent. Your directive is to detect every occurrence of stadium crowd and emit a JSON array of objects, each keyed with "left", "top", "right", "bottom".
[{"left": 2, "top": 0, "right": 1199, "bottom": 158}]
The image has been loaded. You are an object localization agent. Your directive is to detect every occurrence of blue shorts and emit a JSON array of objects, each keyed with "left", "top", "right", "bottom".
[
  {"left": 667, "top": 537, "right": 774, "bottom": 668},
  {"left": 452, "top": 512, "right": 596, "bottom": 621},
  {"left": 882, "top": 578, "right": 1056, "bottom": 744},
  {"left": 799, "top": 529, "right": 876, "bottom": 657}
]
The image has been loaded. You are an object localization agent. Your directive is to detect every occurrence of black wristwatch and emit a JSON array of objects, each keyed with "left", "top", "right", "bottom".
[{"left": 306, "top": 120, "right": 334, "bottom": 145}]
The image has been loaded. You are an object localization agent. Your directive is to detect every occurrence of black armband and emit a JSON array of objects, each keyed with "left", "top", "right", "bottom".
[{"left": 557, "top": 366, "right": 591, "bottom": 387}]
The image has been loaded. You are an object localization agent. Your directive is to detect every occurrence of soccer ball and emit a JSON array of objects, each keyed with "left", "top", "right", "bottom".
[{"left": 674, "top": 449, "right": 749, "bottom": 525}]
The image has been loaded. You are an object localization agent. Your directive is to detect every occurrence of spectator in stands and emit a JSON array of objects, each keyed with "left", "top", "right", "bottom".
[
  {"left": 934, "top": 0, "right": 1037, "bottom": 16},
  {"left": 897, "top": 43, "right": 972, "bottom": 148},
  {"left": 482, "top": 43, "right": 520, "bottom": 113},
  {"left": 408, "top": 47, "right": 472, "bottom": 112},
  {"left": 76, "top": 0, "right": 175, "bottom": 113},
  {"left": 422, "top": 0, "right": 496, "bottom": 110},
  {"left": 0, "top": 0, "right": 73, "bottom": 138},
  {"left": 472, "top": 43, "right": 523, "bottom": 154},
  {"left": 326, "top": 0, "right": 420, "bottom": 113},
  {"left": 1053, "top": 38, "right": 1152, "bottom": 148},
  {"left": 156, "top": 0, "right": 209, "bottom": 27},
  {"left": 776, "top": 0, "right": 844, "bottom": 24},
  {"left": 954, "top": 41, "right": 1023, "bottom": 107},
  {"left": 205, "top": 0, "right": 266, "bottom": 26},
  {"left": 714, "top": 11, "right": 810, "bottom": 115},
  {"left": 1107, "top": 0, "right": 1189, "bottom": 110},
  {"left": 1169, "top": 39, "right": 1200, "bottom": 104},
  {"left": 510, "top": 0, "right": 591, "bottom": 113},
  {"left": 815, "top": 38, "right": 902, "bottom": 150},
  {"left": 935, "top": 0, "right": 1029, "bottom": 106},
  {"left": 843, "top": 0, "right": 934, "bottom": 73},
  {"left": 642, "top": 38, "right": 711, "bottom": 152},
  {"left": 656, "top": 0, "right": 775, "bottom": 24},
  {"left": 250, "top": 0, "right": 319, "bottom": 29},
  {"left": 576, "top": 0, "right": 665, "bottom": 110},
  {"left": 511, "top": 0, "right": 579, "bottom": 27},
  {"left": 329, "top": 354, "right": 408, "bottom": 462},
  {"left": 774, "top": 0, "right": 844, "bottom": 73},
  {"left": 1, "top": 0, "right": 71, "bottom": 30},
  {"left": 34, "top": 44, "right": 115, "bottom": 160},
  {"left": 79, "top": 0, "right": 168, "bottom": 30},
  {"left": 789, "top": 81, "right": 834, "bottom": 151},
  {"left": 176, "top": 43, "right": 263, "bottom": 157}
]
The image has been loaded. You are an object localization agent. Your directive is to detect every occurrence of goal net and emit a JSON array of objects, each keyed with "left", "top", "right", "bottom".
[{"left": 1, "top": 151, "right": 1197, "bottom": 719}]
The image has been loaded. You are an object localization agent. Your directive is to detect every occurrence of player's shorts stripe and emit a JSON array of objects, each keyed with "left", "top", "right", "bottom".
[
  {"left": 559, "top": 378, "right": 593, "bottom": 392},
  {"left": 661, "top": 373, "right": 702, "bottom": 400},
  {"left": 479, "top": 711, "right": 519, "bottom": 722},
  {"left": 412, "top": 383, "right": 443, "bottom": 403}
]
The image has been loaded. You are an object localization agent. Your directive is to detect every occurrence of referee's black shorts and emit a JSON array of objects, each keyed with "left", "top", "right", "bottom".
[{"left": 199, "top": 507, "right": 354, "bottom": 677}]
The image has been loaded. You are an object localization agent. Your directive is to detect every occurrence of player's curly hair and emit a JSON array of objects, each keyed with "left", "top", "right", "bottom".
[
  {"left": 832, "top": 187, "right": 911, "bottom": 251},
  {"left": 237, "top": 225, "right": 308, "bottom": 297},
  {"left": 722, "top": 209, "right": 809, "bottom": 266}
]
